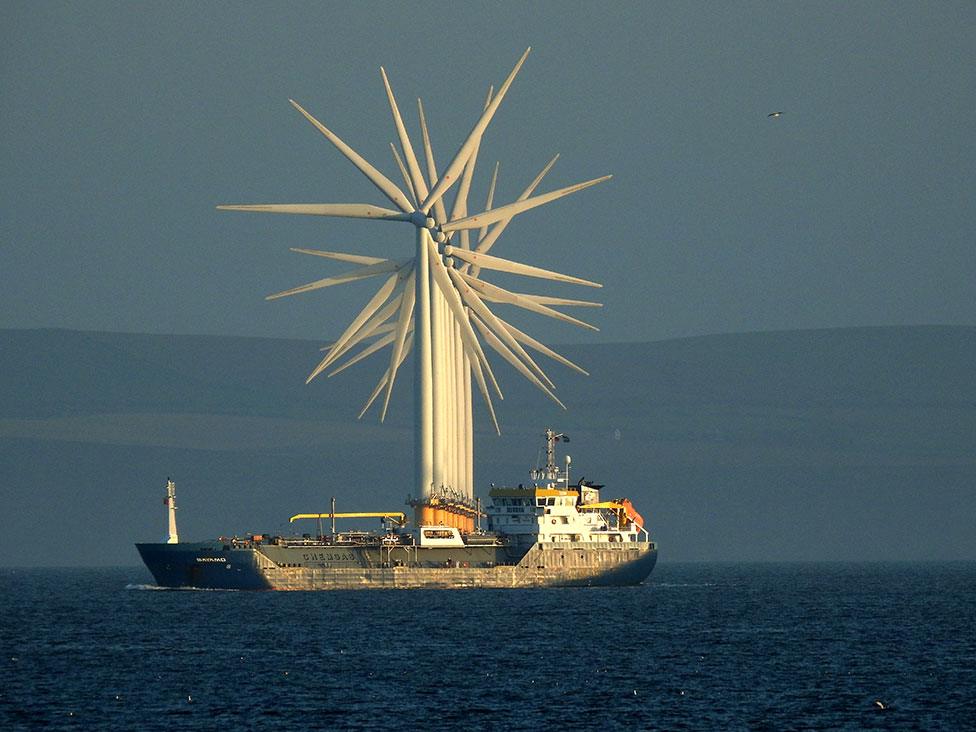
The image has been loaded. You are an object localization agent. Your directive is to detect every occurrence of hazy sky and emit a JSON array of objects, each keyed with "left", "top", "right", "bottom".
[{"left": 2, "top": 1, "right": 973, "bottom": 345}]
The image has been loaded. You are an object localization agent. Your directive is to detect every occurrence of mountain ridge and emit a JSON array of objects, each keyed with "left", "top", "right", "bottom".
[{"left": 2, "top": 325, "right": 973, "bottom": 565}]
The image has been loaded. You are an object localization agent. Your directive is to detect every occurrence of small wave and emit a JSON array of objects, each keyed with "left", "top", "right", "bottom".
[{"left": 652, "top": 582, "right": 719, "bottom": 588}]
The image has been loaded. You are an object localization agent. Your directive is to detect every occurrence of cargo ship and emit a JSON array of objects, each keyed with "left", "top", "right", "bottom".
[{"left": 136, "top": 429, "right": 657, "bottom": 590}]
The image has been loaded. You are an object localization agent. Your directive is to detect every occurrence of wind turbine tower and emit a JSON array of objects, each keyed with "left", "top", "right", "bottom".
[{"left": 219, "top": 49, "right": 609, "bottom": 529}]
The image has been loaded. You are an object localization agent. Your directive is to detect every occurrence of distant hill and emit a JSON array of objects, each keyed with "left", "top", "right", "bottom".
[{"left": 1, "top": 325, "right": 973, "bottom": 566}]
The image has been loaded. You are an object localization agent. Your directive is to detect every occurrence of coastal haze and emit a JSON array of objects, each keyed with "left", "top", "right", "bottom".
[{"left": 2, "top": 326, "right": 973, "bottom": 566}]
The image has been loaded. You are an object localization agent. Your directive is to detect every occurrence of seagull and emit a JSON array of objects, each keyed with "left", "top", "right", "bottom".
[{"left": 768, "top": 111, "right": 784, "bottom": 118}]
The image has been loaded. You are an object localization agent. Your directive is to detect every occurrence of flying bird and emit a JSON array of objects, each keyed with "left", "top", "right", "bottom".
[{"left": 767, "top": 111, "right": 784, "bottom": 118}]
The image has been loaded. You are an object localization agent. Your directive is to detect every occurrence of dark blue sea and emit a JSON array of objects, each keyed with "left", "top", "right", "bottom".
[{"left": 1, "top": 563, "right": 974, "bottom": 730}]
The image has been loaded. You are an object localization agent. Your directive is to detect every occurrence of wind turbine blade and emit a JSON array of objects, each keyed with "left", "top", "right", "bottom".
[
  {"left": 417, "top": 99, "right": 448, "bottom": 226},
  {"left": 319, "top": 322, "right": 396, "bottom": 351},
  {"left": 426, "top": 239, "right": 501, "bottom": 399},
  {"left": 358, "top": 338, "right": 414, "bottom": 420},
  {"left": 422, "top": 47, "right": 531, "bottom": 213},
  {"left": 447, "top": 266, "right": 554, "bottom": 388},
  {"left": 468, "top": 352, "right": 500, "bottom": 435},
  {"left": 359, "top": 375, "right": 387, "bottom": 420},
  {"left": 441, "top": 175, "right": 611, "bottom": 232},
  {"left": 325, "top": 281, "right": 409, "bottom": 366},
  {"left": 265, "top": 259, "right": 405, "bottom": 301},
  {"left": 288, "top": 99, "right": 414, "bottom": 213},
  {"left": 471, "top": 314, "right": 564, "bottom": 409},
  {"left": 306, "top": 273, "right": 400, "bottom": 382},
  {"left": 475, "top": 153, "right": 559, "bottom": 257},
  {"left": 449, "top": 85, "right": 493, "bottom": 239},
  {"left": 290, "top": 248, "right": 387, "bottom": 266},
  {"left": 479, "top": 162, "right": 499, "bottom": 243},
  {"left": 458, "top": 272, "right": 600, "bottom": 331},
  {"left": 217, "top": 203, "right": 411, "bottom": 221},
  {"left": 328, "top": 330, "right": 398, "bottom": 377},
  {"left": 380, "top": 270, "right": 416, "bottom": 421},
  {"left": 518, "top": 293, "right": 603, "bottom": 308},
  {"left": 497, "top": 317, "right": 589, "bottom": 376},
  {"left": 445, "top": 246, "right": 601, "bottom": 289},
  {"left": 390, "top": 143, "right": 418, "bottom": 207},
  {"left": 379, "top": 68, "right": 430, "bottom": 205}
]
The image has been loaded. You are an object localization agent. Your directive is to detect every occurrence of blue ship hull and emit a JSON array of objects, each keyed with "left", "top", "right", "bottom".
[{"left": 136, "top": 539, "right": 657, "bottom": 590}]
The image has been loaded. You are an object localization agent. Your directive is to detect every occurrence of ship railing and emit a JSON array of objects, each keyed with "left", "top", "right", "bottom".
[{"left": 585, "top": 507, "right": 652, "bottom": 543}]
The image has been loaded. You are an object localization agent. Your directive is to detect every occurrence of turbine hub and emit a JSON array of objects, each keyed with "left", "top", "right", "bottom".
[{"left": 409, "top": 211, "right": 436, "bottom": 229}]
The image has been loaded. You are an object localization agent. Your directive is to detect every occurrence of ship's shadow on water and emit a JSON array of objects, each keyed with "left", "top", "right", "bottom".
[
  {"left": 124, "top": 583, "right": 240, "bottom": 592},
  {"left": 1, "top": 562, "right": 974, "bottom": 730}
]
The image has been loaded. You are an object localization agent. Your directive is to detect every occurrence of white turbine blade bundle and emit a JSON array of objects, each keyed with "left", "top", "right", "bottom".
[
  {"left": 455, "top": 151, "right": 477, "bottom": 251},
  {"left": 306, "top": 272, "right": 401, "bottom": 382},
  {"left": 266, "top": 258, "right": 407, "bottom": 301},
  {"left": 422, "top": 48, "right": 531, "bottom": 214},
  {"left": 475, "top": 153, "right": 559, "bottom": 257},
  {"left": 426, "top": 239, "right": 502, "bottom": 404},
  {"left": 445, "top": 246, "right": 601, "bottom": 289},
  {"left": 518, "top": 293, "right": 603, "bottom": 308},
  {"left": 458, "top": 272, "right": 600, "bottom": 332},
  {"left": 417, "top": 99, "right": 449, "bottom": 227},
  {"left": 470, "top": 313, "right": 565, "bottom": 409},
  {"left": 389, "top": 144, "right": 418, "bottom": 207},
  {"left": 323, "top": 278, "right": 410, "bottom": 368},
  {"left": 427, "top": 243, "right": 499, "bottom": 388},
  {"left": 380, "top": 270, "right": 417, "bottom": 421},
  {"left": 217, "top": 203, "right": 411, "bottom": 221},
  {"left": 451, "top": 87, "right": 494, "bottom": 252},
  {"left": 441, "top": 175, "right": 611, "bottom": 233},
  {"left": 319, "top": 322, "right": 396, "bottom": 351},
  {"left": 467, "top": 351, "right": 500, "bottom": 435},
  {"left": 328, "top": 329, "right": 400, "bottom": 377},
  {"left": 220, "top": 51, "right": 610, "bottom": 500},
  {"left": 290, "top": 248, "right": 387, "bottom": 266},
  {"left": 380, "top": 68, "right": 431, "bottom": 207},
  {"left": 497, "top": 316, "right": 589, "bottom": 376},
  {"left": 449, "top": 85, "right": 494, "bottom": 247},
  {"left": 478, "top": 162, "right": 500, "bottom": 244},
  {"left": 358, "top": 337, "right": 414, "bottom": 420},
  {"left": 445, "top": 265, "right": 553, "bottom": 390},
  {"left": 288, "top": 99, "right": 414, "bottom": 214}
]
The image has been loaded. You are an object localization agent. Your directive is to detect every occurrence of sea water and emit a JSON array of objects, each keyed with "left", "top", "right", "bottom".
[{"left": 1, "top": 562, "right": 973, "bottom": 730}]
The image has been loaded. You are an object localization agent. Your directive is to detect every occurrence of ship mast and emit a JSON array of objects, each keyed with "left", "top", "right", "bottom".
[{"left": 534, "top": 428, "right": 570, "bottom": 487}]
